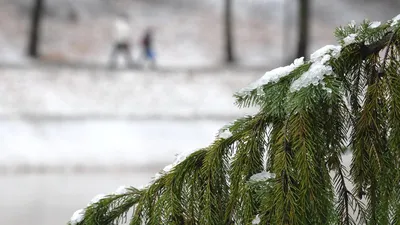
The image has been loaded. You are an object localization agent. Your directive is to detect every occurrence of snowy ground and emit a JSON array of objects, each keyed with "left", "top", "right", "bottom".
[
  {"left": 0, "top": 120, "right": 228, "bottom": 173},
  {"left": 0, "top": 66, "right": 258, "bottom": 224},
  {"left": 0, "top": 67, "right": 260, "bottom": 170},
  {"left": 0, "top": 66, "right": 357, "bottom": 225},
  {"left": 0, "top": 172, "right": 156, "bottom": 225},
  {"left": 0, "top": 67, "right": 259, "bottom": 119},
  {"left": 0, "top": 67, "right": 235, "bottom": 224}
]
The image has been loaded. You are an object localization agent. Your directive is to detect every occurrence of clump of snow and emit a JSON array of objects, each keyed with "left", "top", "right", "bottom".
[
  {"left": 154, "top": 172, "right": 163, "bottom": 180},
  {"left": 148, "top": 172, "right": 163, "bottom": 185},
  {"left": 343, "top": 34, "right": 357, "bottom": 46},
  {"left": 391, "top": 14, "right": 400, "bottom": 27},
  {"left": 149, "top": 148, "right": 200, "bottom": 184},
  {"left": 163, "top": 164, "right": 174, "bottom": 173},
  {"left": 70, "top": 209, "right": 85, "bottom": 225},
  {"left": 173, "top": 149, "right": 196, "bottom": 166},
  {"left": 328, "top": 108, "right": 333, "bottom": 115},
  {"left": 249, "top": 171, "right": 275, "bottom": 181},
  {"left": 237, "top": 57, "right": 304, "bottom": 96},
  {"left": 114, "top": 186, "right": 129, "bottom": 195},
  {"left": 252, "top": 214, "right": 261, "bottom": 224},
  {"left": 137, "top": 183, "right": 151, "bottom": 190},
  {"left": 290, "top": 62, "right": 333, "bottom": 92},
  {"left": 162, "top": 149, "right": 198, "bottom": 173},
  {"left": 349, "top": 20, "right": 356, "bottom": 27},
  {"left": 290, "top": 45, "right": 341, "bottom": 92},
  {"left": 70, "top": 188, "right": 126, "bottom": 224},
  {"left": 89, "top": 194, "right": 107, "bottom": 205},
  {"left": 148, "top": 148, "right": 203, "bottom": 184},
  {"left": 323, "top": 87, "right": 333, "bottom": 95},
  {"left": 369, "top": 21, "right": 381, "bottom": 29},
  {"left": 310, "top": 45, "right": 341, "bottom": 62},
  {"left": 256, "top": 86, "right": 265, "bottom": 96},
  {"left": 218, "top": 129, "right": 233, "bottom": 139}
]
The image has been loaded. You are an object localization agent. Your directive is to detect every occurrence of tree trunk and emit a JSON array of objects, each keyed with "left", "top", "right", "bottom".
[
  {"left": 27, "top": 0, "right": 44, "bottom": 58},
  {"left": 224, "top": 0, "right": 235, "bottom": 64},
  {"left": 296, "top": 0, "right": 309, "bottom": 59}
]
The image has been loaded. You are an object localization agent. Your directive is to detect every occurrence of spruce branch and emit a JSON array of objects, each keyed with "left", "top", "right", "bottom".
[
  {"left": 380, "top": 26, "right": 400, "bottom": 75},
  {"left": 68, "top": 14, "right": 400, "bottom": 225},
  {"left": 360, "top": 31, "right": 393, "bottom": 59}
]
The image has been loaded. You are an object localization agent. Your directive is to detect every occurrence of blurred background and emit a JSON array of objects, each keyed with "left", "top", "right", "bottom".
[{"left": 0, "top": 0, "right": 398, "bottom": 224}]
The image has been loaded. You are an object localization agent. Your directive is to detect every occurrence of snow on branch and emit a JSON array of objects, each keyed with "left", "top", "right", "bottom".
[
  {"left": 218, "top": 129, "right": 233, "bottom": 139},
  {"left": 237, "top": 17, "right": 399, "bottom": 97},
  {"left": 391, "top": 14, "right": 400, "bottom": 27},
  {"left": 252, "top": 214, "right": 261, "bottom": 224},
  {"left": 68, "top": 186, "right": 132, "bottom": 225},
  {"left": 70, "top": 209, "right": 85, "bottom": 225},
  {"left": 369, "top": 21, "right": 381, "bottom": 29},
  {"left": 237, "top": 57, "right": 304, "bottom": 96},
  {"left": 343, "top": 34, "right": 357, "bottom": 46},
  {"left": 290, "top": 45, "right": 341, "bottom": 92},
  {"left": 249, "top": 171, "right": 275, "bottom": 182}
]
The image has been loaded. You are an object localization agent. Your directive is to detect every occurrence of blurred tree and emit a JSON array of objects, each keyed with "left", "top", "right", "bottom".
[
  {"left": 296, "top": 0, "right": 310, "bottom": 59},
  {"left": 224, "top": 0, "right": 235, "bottom": 64},
  {"left": 27, "top": 0, "right": 44, "bottom": 58}
]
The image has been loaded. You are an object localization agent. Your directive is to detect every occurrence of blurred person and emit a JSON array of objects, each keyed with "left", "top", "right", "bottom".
[
  {"left": 141, "top": 27, "right": 156, "bottom": 69},
  {"left": 108, "top": 14, "right": 135, "bottom": 69}
]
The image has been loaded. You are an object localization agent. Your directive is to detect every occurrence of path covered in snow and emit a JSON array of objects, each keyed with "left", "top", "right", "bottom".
[
  {"left": 0, "top": 67, "right": 257, "bottom": 224},
  {"left": 0, "top": 119, "right": 228, "bottom": 173},
  {"left": 0, "top": 67, "right": 260, "bottom": 171},
  {"left": 0, "top": 67, "right": 259, "bottom": 119}
]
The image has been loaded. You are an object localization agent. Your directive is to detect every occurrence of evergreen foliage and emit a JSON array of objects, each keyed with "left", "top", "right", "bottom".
[{"left": 68, "top": 14, "right": 400, "bottom": 225}]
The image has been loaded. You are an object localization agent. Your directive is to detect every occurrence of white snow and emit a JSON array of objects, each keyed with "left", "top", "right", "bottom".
[
  {"left": 161, "top": 148, "right": 201, "bottom": 174},
  {"left": 218, "top": 129, "right": 233, "bottom": 139},
  {"left": 290, "top": 61, "right": 333, "bottom": 92},
  {"left": 323, "top": 87, "right": 333, "bottom": 94},
  {"left": 369, "top": 21, "right": 381, "bottom": 28},
  {"left": 310, "top": 45, "right": 341, "bottom": 62},
  {"left": 237, "top": 57, "right": 304, "bottom": 96},
  {"left": 290, "top": 45, "right": 341, "bottom": 92},
  {"left": 349, "top": 20, "right": 357, "bottom": 27},
  {"left": 343, "top": 34, "right": 358, "bottom": 46},
  {"left": 174, "top": 149, "right": 197, "bottom": 165},
  {"left": 249, "top": 171, "right": 275, "bottom": 181},
  {"left": 163, "top": 164, "right": 174, "bottom": 173},
  {"left": 138, "top": 182, "right": 152, "bottom": 190},
  {"left": 256, "top": 86, "right": 265, "bottom": 96},
  {"left": 114, "top": 186, "right": 129, "bottom": 195},
  {"left": 252, "top": 214, "right": 261, "bottom": 224},
  {"left": 0, "top": 68, "right": 257, "bottom": 171},
  {"left": 154, "top": 172, "right": 163, "bottom": 180},
  {"left": 0, "top": 120, "right": 227, "bottom": 171},
  {"left": 89, "top": 194, "right": 107, "bottom": 205},
  {"left": 391, "top": 14, "right": 400, "bottom": 27},
  {"left": 70, "top": 209, "right": 85, "bottom": 225},
  {"left": 0, "top": 68, "right": 258, "bottom": 118}
]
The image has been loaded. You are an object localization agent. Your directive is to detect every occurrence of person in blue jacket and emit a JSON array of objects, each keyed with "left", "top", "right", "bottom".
[{"left": 141, "top": 28, "right": 156, "bottom": 68}]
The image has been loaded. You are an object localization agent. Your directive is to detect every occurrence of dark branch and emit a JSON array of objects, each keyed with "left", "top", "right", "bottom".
[
  {"left": 360, "top": 32, "right": 393, "bottom": 59},
  {"left": 380, "top": 27, "right": 400, "bottom": 75}
]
